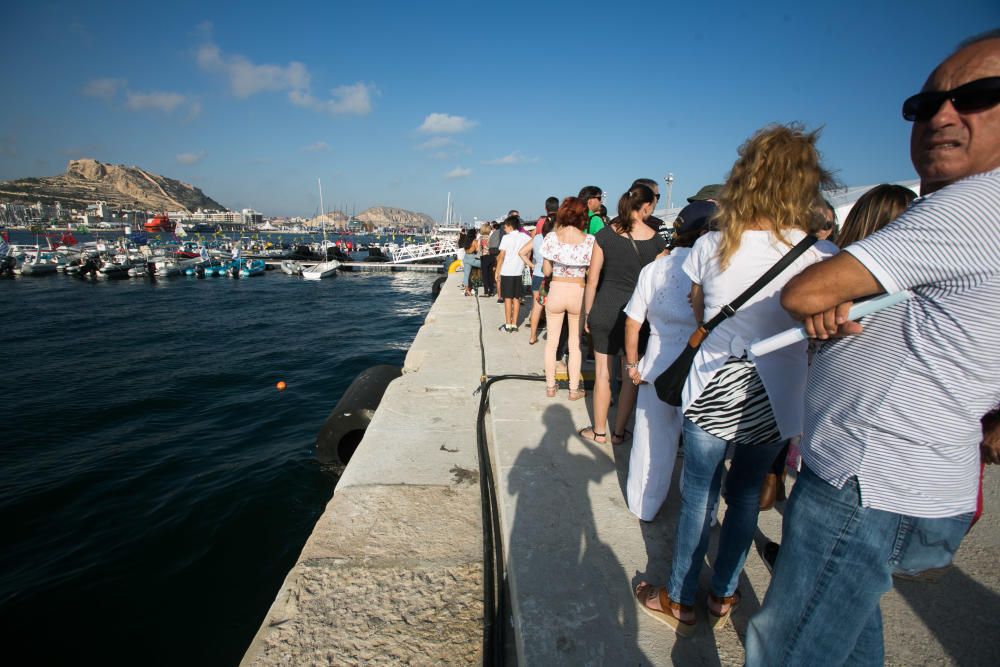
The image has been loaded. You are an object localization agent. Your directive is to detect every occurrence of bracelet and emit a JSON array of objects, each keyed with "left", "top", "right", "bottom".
[{"left": 625, "top": 362, "right": 639, "bottom": 370}]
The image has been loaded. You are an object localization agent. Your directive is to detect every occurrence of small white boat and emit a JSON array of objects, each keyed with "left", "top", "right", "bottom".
[
  {"left": 15, "top": 248, "right": 59, "bottom": 275},
  {"left": 18, "top": 257, "right": 58, "bottom": 276},
  {"left": 302, "top": 178, "right": 340, "bottom": 280},
  {"left": 153, "top": 257, "right": 200, "bottom": 277},
  {"left": 302, "top": 260, "right": 340, "bottom": 280}
]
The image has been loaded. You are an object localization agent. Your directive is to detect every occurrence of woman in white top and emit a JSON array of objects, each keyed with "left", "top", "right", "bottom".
[
  {"left": 634, "top": 124, "right": 839, "bottom": 636},
  {"left": 519, "top": 203, "right": 557, "bottom": 344},
  {"left": 540, "top": 197, "right": 595, "bottom": 399},
  {"left": 622, "top": 204, "right": 712, "bottom": 521}
]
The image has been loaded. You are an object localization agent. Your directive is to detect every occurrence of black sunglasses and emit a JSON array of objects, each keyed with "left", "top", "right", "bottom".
[{"left": 902, "top": 76, "right": 1000, "bottom": 122}]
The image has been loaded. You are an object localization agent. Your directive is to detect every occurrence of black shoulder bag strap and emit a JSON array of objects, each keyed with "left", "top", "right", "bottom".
[{"left": 654, "top": 234, "right": 818, "bottom": 405}]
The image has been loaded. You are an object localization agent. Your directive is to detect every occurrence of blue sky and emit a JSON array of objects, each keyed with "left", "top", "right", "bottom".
[{"left": 2, "top": 1, "right": 997, "bottom": 221}]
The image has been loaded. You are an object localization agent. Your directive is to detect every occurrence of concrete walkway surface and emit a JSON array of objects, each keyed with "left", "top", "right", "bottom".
[{"left": 478, "top": 280, "right": 1000, "bottom": 666}]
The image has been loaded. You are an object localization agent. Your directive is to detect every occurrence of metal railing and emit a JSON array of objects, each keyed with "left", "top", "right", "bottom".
[{"left": 389, "top": 239, "right": 457, "bottom": 264}]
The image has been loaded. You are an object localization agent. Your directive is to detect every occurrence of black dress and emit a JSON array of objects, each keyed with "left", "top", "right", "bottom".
[{"left": 587, "top": 226, "right": 666, "bottom": 355}]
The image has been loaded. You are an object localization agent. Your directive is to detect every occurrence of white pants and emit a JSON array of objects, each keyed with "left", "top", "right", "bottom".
[{"left": 626, "top": 383, "right": 683, "bottom": 521}]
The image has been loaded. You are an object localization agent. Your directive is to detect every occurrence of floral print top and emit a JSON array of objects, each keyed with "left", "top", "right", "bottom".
[{"left": 541, "top": 232, "right": 595, "bottom": 279}]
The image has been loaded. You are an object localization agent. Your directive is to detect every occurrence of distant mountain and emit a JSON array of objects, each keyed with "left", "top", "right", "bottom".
[
  {"left": 356, "top": 206, "right": 435, "bottom": 228},
  {"left": 0, "top": 159, "right": 226, "bottom": 212},
  {"left": 306, "top": 206, "right": 435, "bottom": 230}
]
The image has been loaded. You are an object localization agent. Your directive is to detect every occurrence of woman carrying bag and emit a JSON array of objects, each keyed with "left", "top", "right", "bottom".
[{"left": 635, "top": 124, "right": 839, "bottom": 635}]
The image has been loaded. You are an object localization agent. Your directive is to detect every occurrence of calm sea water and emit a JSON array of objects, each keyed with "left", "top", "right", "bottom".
[{"left": 0, "top": 264, "right": 438, "bottom": 665}]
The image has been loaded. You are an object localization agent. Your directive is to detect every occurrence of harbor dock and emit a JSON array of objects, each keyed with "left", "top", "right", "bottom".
[
  {"left": 261, "top": 260, "right": 443, "bottom": 272},
  {"left": 244, "top": 271, "right": 1000, "bottom": 665}
]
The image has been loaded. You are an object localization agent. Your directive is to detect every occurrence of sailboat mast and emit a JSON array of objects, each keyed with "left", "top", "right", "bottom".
[{"left": 318, "top": 177, "right": 327, "bottom": 246}]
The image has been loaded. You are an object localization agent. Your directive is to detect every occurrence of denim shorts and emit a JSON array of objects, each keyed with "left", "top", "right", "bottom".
[{"left": 531, "top": 274, "right": 544, "bottom": 292}]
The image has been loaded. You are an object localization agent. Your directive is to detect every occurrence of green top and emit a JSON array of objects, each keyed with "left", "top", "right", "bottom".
[{"left": 587, "top": 211, "right": 604, "bottom": 235}]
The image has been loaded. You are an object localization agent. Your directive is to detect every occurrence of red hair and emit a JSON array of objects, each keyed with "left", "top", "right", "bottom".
[{"left": 556, "top": 196, "right": 587, "bottom": 230}]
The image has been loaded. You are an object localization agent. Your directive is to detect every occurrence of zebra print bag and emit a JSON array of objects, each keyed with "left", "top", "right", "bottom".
[{"left": 683, "top": 355, "right": 781, "bottom": 446}]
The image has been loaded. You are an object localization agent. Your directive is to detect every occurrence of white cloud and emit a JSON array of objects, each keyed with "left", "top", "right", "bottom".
[
  {"left": 125, "top": 91, "right": 187, "bottom": 113},
  {"left": 482, "top": 151, "right": 538, "bottom": 165},
  {"left": 187, "top": 100, "right": 203, "bottom": 119},
  {"left": 417, "top": 136, "right": 455, "bottom": 150},
  {"left": 197, "top": 43, "right": 310, "bottom": 98},
  {"left": 418, "top": 113, "right": 478, "bottom": 134},
  {"left": 195, "top": 36, "right": 376, "bottom": 116},
  {"left": 289, "top": 82, "right": 378, "bottom": 116},
  {"left": 303, "top": 141, "right": 330, "bottom": 153},
  {"left": 176, "top": 152, "right": 205, "bottom": 165},
  {"left": 83, "top": 78, "right": 127, "bottom": 101},
  {"left": 446, "top": 166, "right": 472, "bottom": 180}
]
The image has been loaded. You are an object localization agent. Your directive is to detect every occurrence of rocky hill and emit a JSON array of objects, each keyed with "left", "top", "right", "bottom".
[
  {"left": 0, "top": 159, "right": 225, "bottom": 212},
  {"left": 356, "top": 206, "right": 435, "bottom": 228},
  {"left": 307, "top": 206, "right": 435, "bottom": 230}
]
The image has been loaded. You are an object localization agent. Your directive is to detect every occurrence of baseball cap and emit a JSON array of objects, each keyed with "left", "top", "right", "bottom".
[
  {"left": 687, "top": 184, "right": 723, "bottom": 203},
  {"left": 674, "top": 200, "right": 718, "bottom": 236}
]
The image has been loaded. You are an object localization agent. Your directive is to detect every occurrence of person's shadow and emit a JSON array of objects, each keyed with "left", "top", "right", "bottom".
[{"left": 506, "top": 403, "right": 651, "bottom": 664}]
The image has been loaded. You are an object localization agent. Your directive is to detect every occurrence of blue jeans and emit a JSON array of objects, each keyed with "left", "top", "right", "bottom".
[
  {"left": 745, "top": 465, "right": 973, "bottom": 666},
  {"left": 668, "top": 418, "right": 785, "bottom": 605},
  {"left": 462, "top": 259, "right": 473, "bottom": 287}
]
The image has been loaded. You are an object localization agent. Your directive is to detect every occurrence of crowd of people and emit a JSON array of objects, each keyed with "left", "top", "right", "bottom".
[{"left": 456, "top": 30, "right": 999, "bottom": 664}]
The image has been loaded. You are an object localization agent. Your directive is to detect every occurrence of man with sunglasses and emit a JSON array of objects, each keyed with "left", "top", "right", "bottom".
[{"left": 746, "top": 30, "right": 1000, "bottom": 666}]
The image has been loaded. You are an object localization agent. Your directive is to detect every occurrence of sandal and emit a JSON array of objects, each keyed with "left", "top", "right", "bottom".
[
  {"left": 578, "top": 426, "right": 606, "bottom": 444},
  {"left": 546, "top": 385, "right": 557, "bottom": 398},
  {"left": 707, "top": 590, "right": 741, "bottom": 629},
  {"left": 528, "top": 336, "right": 538, "bottom": 345},
  {"left": 611, "top": 429, "right": 633, "bottom": 445},
  {"left": 634, "top": 582, "right": 696, "bottom": 637},
  {"left": 568, "top": 388, "right": 586, "bottom": 401}
]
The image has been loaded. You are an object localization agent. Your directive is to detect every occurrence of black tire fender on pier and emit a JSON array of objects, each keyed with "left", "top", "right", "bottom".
[
  {"left": 315, "top": 365, "right": 403, "bottom": 468},
  {"left": 432, "top": 275, "right": 446, "bottom": 299}
]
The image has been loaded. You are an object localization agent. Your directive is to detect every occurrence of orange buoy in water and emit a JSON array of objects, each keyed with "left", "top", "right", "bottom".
[{"left": 276, "top": 381, "right": 287, "bottom": 391}]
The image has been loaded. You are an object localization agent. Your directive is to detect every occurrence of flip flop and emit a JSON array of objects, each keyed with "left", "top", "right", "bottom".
[
  {"left": 634, "top": 582, "right": 696, "bottom": 637},
  {"left": 578, "top": 426, "right": 606, "bottom": 444}
]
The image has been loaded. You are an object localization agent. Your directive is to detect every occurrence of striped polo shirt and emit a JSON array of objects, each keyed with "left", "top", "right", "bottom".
[{"left": 801, "top": 168, "right": 1000, "bottom": 518}]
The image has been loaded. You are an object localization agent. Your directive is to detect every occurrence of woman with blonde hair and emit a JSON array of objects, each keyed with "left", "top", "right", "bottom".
[
  {"left": 635, "top": 124, "right": 839, "bottom": 636},
  {"left": 837, "top": 184, "right": 916, "bottom": 248}
]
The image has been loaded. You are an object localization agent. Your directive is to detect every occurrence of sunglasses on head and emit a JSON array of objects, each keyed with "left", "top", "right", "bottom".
[{"left": 902, "top": 76, "right": 1000, "bottom": 122}]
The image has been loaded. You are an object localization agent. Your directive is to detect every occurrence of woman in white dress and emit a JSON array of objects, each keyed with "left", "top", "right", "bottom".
[{"left": 622, "top": 202, "right": 714, "bottom": 521}]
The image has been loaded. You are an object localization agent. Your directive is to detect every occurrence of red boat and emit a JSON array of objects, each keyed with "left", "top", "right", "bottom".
[{"left": 144, "top": 213, "right": 176, "bottom": 232}]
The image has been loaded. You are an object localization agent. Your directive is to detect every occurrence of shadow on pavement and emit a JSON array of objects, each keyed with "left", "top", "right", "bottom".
[{"left": 506, "top": 403, "right": 651, "bottom": 664}]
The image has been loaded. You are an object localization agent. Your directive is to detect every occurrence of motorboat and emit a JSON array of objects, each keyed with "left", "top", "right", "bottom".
[
  {"left": 98, "top": 255, "right": 132, "bottom": 279},
  {"left": 153, "top": 256, "right": 200, "bottom": 277},
  {"left": 239, "top": 259, "right": 266, "bottom": 277},
  {"left": 18, "top": 252, "right": 58, "bottom": 276},
  {"left": 302, "top": 259, "right": 340, "bottom": 280},
  {"left": 144, "top": 213, "right": 176, "bottom": 233}
]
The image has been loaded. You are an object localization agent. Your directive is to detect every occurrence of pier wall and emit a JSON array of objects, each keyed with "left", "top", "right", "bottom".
[{"left": 242, "top": 271, "right": 484, "bottom": 665}]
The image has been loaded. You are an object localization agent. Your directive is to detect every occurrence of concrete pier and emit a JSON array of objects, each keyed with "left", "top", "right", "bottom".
[
  {"left": 242, "top": 271, "right": 484, "bottom": 665},
  {"left": 245, "top": 271, "right": 999, "bottom": 665}
]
